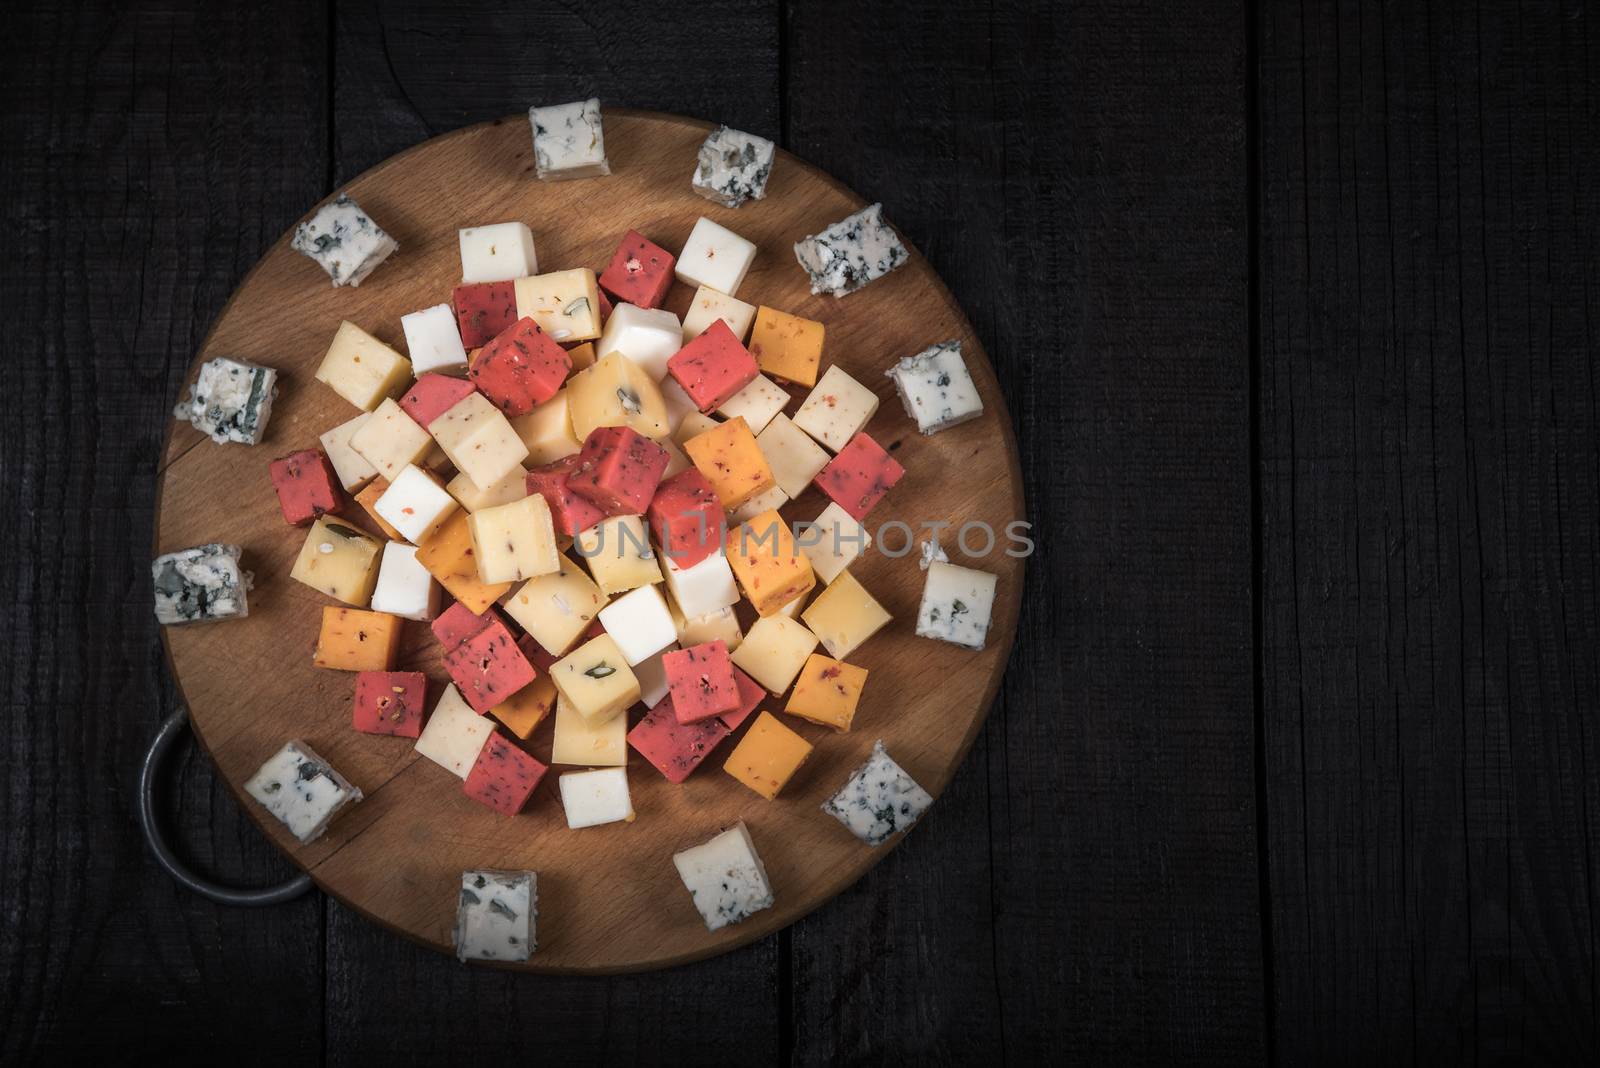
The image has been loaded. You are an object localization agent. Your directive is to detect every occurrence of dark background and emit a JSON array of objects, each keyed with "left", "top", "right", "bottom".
[{"left": 3, "top": 0, "right": 1596, "bottom": 1063}]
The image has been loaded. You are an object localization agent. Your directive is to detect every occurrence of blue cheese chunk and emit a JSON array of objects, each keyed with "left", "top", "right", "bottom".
[
  {"left": 152, "top": 543, "right": 252, "bottom": 625},
  {"left": 243, "top": 740, "right": 362, "bottom": 843},
  {"left": 792, "top": 202, "right": 909, "bottom": 297},
  {"left": 672, "top": 822, "right": 774, "bottom": 932},
  {"left": 290, "top": 193, "right": 398, "bottom": 287},
  {"left": 915, "top": 560, "right": 998, "bottom": 650},
  {"left": 173, "top": 356, "right": 278, "bottom": 445},
  {"left": 529, "top": 98, "right": 610, "bottom": 181},
  {"left": 821, "top": 740, "right": 934, "bottom": 846},
  {"left": 886, "top": 340, "right": 983, "bottom": 434},
  {"left": 454, "top": 869, "right": 537, "bottom": 963},
  {"left": 692, "top": 126, "right": 775, "bottom": 208}
]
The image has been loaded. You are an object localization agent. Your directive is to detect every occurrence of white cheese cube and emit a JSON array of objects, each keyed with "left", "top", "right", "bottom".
[
  {"left": 152, "top": 543, "right": 251, "bottom": 625},
  {"left": 596, "top": 584, "right": 677, "bottom": 666},
  {"left": 675, "top": 217, "right": 758, "bottom": 297},
  {"left": 662, "top": 546, "right": 740, "bottom": 619},
  {"left": 559, "top": 768, "right": 634, "bottom": 828},
  {"left": 681, "top": 285, "right": 757, "bottom": 343},
  {"left": 793, "top": 202, "right": 908, "bottom": 297},
  {"left": 243, "top": 740, "right": 361, "bottom": 843},
  {"left": 291, "top": 193, "right": 398, "bottom": 287},
  {"left": 632, "top": 643, "right": 677, "bottom": 708},
  {"left": 657, "top": 374, "right": 700, "bottom": 435},
  {"left": 730, "top": 615, "right": 819, "bottom": 694},
  {"left": 374, "top": 464, "right": 458, "bottom": 545},
  {"left": 885, "top": 340, "right": 983, "bottom": 434},
  {"left": 678, "top": 606, "right": 743, "bottom": 653},
  {"left": 716, "top": 373, "right": 789, "bottom": 434},
  {"left": 459, "top": 221, "right": 538, "bottom": 283},
  {"left": 401, "top": 303, "right": 469, "bottom": 376},
  {"left": 414, "top": 685, "right": 494, "bottom": 778},
  {"left": 659, "top": 437, "right": 692, "bottom": 479},
  {"left": 320, "top": 413, "right": 380, "bottom": 492},
  {"left": 691, "top": 126, "right": 776, "bottom": 209},
  {"left": 550, "top": 694, "right": 628, "bottom": 766},
  {"left": 369, "top": 542, "right": 439, "bottom": 621},
  {"left": 915, "top": 561, "right": 999, "bottom": 650},
  {"left": 674, "top": 411, "right": 722, "bottom": 446},
  {"left": 596, "top": 303, "right": 683, "bottom": 381},
  {"left": 756, "top": 413, "right": 830, "bottom": 499},
  {"left": 798, "top": 502, "right": 872, "bottom": 584},
  {"left": 728, "top": 484, "right": 790, "bottom": 526},
  {"left": 673, "top": 822, "right": 775, "bottom": 932},
  {"left": 529, "top": 98, "right": 610, "bottom": 180},
  {"left": 792, "top": 365, "right": 879, "bottom": 452},
  {"left": 821, "top": 740, "right": 934, "bottom": 846},
  {"left": 446, "top": 467, "right": 528, "bottom": 512},
  {"left": 173, "top": 356, "right": 277, "bottom": 445},
  {"left": 454, "top": 870, "right": 536, "bottom": 963}
]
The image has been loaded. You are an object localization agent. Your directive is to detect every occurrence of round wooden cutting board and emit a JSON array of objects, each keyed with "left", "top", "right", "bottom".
[{"left": 156, "top": 109, "right": 1025, "bottom": 973}]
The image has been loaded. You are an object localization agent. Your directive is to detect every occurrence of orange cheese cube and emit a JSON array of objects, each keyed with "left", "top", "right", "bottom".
[
  {"left": 784, "top": 654, "right": 867, "bottom": 731},
  {"left": 723, "top": 711, "right": 814, "bottom": 800},
  {"left": 490, "top": 672, "right": 558, "bottom": 740},
  {"left": 683, "top": 416, "right": 776, "bottom": 510},
  {"left": 313, "top": 606, "right": 402, "bottom": 671},
  {"left": 727, "top": 509, "right": 816, "bottom": 616},
  {"left": 415, "top": 509, "right": 511, "bottom": 613},
  {"left": 354, "top": 477, "right": 404, "bottom": 541},
  {"left": 748, "top": 306, "right": 825, "bottom": 387}
]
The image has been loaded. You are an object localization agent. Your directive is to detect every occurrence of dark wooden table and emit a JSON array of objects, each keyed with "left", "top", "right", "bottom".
[{"left": 3, "top": 0, "right": 1595, "bottom": 1063}]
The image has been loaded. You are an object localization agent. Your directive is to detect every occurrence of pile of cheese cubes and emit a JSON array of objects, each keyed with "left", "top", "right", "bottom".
[{"left": 160, "top": 101, "right": 1000, "bottom": 961}]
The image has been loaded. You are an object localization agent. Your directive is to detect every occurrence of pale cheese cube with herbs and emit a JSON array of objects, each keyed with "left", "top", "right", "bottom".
[
  {"left": 152, "top": 543, "right": 251, "bottom": 625},
  {"left": 692, "top": 126, "right": 776, "bottom": 208},
  {"left": 675, "top": 217, "right": 758, "bottom": 297},
  {"left": 454, "top": 870, "right": 536, "bottom": 963},
  {"left": 173, "top": 356, "right": 277, "bottom": 445},
  {"left": 821, "top": 740, "right": 934, "bottom": 847},
  {"left": 915, "top": 560, "right": 998, "bottom": 650},
  {"left": 243, "top": 740, "right": 362, "bottom": 843},
  {"left": 681, "top": 285, "right": 757, "bottom": 343},
  {"left": 886, "top": 340, "right": 983, "bottom": 434},
  {"left": 673, "top": 822, "right": 775, "bottom": 932},
  {"left": 320, "top": 413, "right": 380, "bottom": 492},
  {"left": 291, "top": 193, "right": 398, "bottom": 287},
  {"left": 793, "top": 202, "right": 908, "bottom": 297},
  {"left": 414, "top": 685, "right": 494, "bottom": 778},
  {"left": 792, "top": 365, "right": 879, "bottom": 452},
  {"left": 459, "top": 222, "right": 538, "bottom": 283},
  {"left": 529, "top": 98, "right": 610, "bottom": 181}
]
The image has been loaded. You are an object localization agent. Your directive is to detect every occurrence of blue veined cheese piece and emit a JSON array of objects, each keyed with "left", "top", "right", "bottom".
[
  {"left": 291, "top": 193, "right": 398, "bottom": 287},
  {"left": 792, "top": 202, "right": 909, "bottom": 297},
  {"left": 243, "top": 740, "right": 362, "bottom": 843},
  {"left": 886, "top": 340, "right": 984, "bottom": 434},
  {"left": 821, "top": 740, "right": 934, "bottom": 847},
  {"left": 671, "top": 821, "right": 774, "bottom": 931},
  {"left": 529, "top": 98, "right": 610, "bottom": 181},
  {"left": 454, "top": 869, "right": 537, "bottom": 963},
  {"left": 173, "top": 356, "right": 278, "bottom": 445},
  {"left": 915, "top": 560, "right": 998, "bottom": 650},
  {"left": 692, "top": 126, "right": 776, "bottom": 208},
  {"left": 152, "top": 543, "right": 252, "bottom": 625}
]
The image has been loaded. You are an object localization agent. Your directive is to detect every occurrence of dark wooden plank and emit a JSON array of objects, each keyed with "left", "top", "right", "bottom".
[
  {"left": 1259, "top": 0, "right": 1600, "bottom": 1061},
  {"left": 0, "top": 0, "right": 331, "bottom": 1061},
  {"left": 785, "top": 1, "right": 1262, "bottom": 1062}
]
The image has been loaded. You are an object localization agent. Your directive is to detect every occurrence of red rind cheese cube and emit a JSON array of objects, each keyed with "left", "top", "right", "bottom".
[
  {"left": 432, "top": 601, "right": 501, "bottom": 652},
  {"left": 269, "top": 449, "right": 343, "bottom": 526},
  {"left": 352, "top": 670, "right": 428, "bottom": 738},
  {"left": 400, "top": 374, "right": 478, "bottom": 430},
  {"left": 462, "top": 732, "right": 548, "bottom": 815},
  {"left": 664, "top": 640, "right": 739, "bottom": 723},
  {"left": 666, "top": 320, "right": 760, "bottom": 413},
  {"left": 567, "top": 426, "right": 671, "bottom": 516},
  {"left": 627, "top": 701, "right": 730, "bottom": 783},
  {"left": 525, "top": 455, "right": 608, "bottom": 536},
  {"left": 598, "top": 229, "right": 676, "bottom": 310},
  {"left": 452, "top": 281, "right": 518, "bottom": 349},
  {"left": 469, "top": 316, "right": 572, "bottom": 417},
  {"left": 814, "top": 432, "right": 906, "bottom": 521},
  {"left": 647, "top": 468, "right": 725, "bottom": 568},
  {"left": 596, "top": 287, "right": 615, "bottom": 324},
  {"left": 443, "top": 616, "right": 537, "bottom": 713},
  {"left": 719, "top": 666, "right": 766, "bottom": 731}
]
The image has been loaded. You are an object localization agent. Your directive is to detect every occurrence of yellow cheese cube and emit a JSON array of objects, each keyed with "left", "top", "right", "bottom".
[
  {"left": 491, "top": 674, "right": 558, "bottom": 740},
  {"left": 727, "top": 509, "right": 816, "bottom": 616},
  {"left": 731, "top": 615, "right": 819, "bottom": 694},
  {"left": 549, "top": 633, "right": 641, "bottom": 726},
  {"left": 678, "top": 605, "right": 743, "bottom": 652},
  {"left": 566, "top": 341, "right": 597, "bottom": 372},
  {"left": 504, "top": 553, "right": 607, "bottom": 656},
  {"left": 674, "top": 410, "right": 721, "bottom": 446},
  {"left": 312, "top": 606, "right": 402, "bottom": 671},
  {"left": 575, "top": 515, "right": 662, "bottom": 595},
  {"left": 514, "top": 268, "right": 602, "bottom": 342},
  {"left": 414, "top": 509, "right": 510, "bottom": 613},
  {"left": 723, "top": 711, "right": 814, "bottom": 800},
  {"left": 683, "top": 416, "right": 776, "bottom": 510},
  {"left": 349, "top": 398, "right": 433, "bottom": 482},
  {"left": 431, "top": 392, "right": 529, "bottom": 489},
  {"left": 315, "top": 321, "right": 412, "bottom": 411},
  {"left": 748, "top": 306, "right": 825, "bottom": 387},
  {"left": 446, "top": 467, "right": 528, "bottom": 512},
  {"left": 354, "top": 477, "right": 404, "bottom": 541},
  {"left": 801, "top": 570, "right": 892, "bottom": 659},
  {"left": 566, "top": 352, "right": 670, "bottom": 441},
  {"left": 290, "top": 517, "right": 383, "bottom": 606},
  {"left": 467, "top": 494, "right": 560, "bottom": 584},
  {"left": 550, "top": 693, "right": 628, "bottom": 766},
  {"left": 785, "top": 654, "right": 866, "bottom": 731},
  {"left": 509, "top": 388, "right": 583, "bottom": 465}
]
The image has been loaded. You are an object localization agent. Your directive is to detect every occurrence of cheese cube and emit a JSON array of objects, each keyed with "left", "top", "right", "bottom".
[
  {"left": 467, "top": 494, "right": 559, "bottom": 584},
  {"left": 513, "top": 268, "right": 602, "bottom": 342},
  {"left": 446, "top": 466, "right": 528, "bottom": 512},
  {"left": 662, "top": 545, "right": 740, "bottom": 618},
  {"left": 684, "top": 416, "right": 776, "bottom": 510},
  {"left": 597, "top": 584, "right": 677, "bottom": 665},
  {"left": 756, "top": 414, "right": 831, "bottom": 500},
  {"left": 815, "top": 432, "right": 904, "bottom": 521},
  {"left": 682, "top": 287, "right": 757, "bottom": 347},
  {"left": 459, "top": 221, "right": 538, "bottom": 283},
  {"left": 731, "top": 615, "right": 819, "bottom": 694},
  {"left": 575, "top": 514, "right": 662, "bottom": 595},
  {"left": 679, "top": 605, "right": 743, "bottom": 653},
  {"left": 648, "top": 468, "right": 725, "bottom": 569},
  {"left": 412, "top": 512, "right": 509, "bottom": 613},
  {"left": 551, "top": 693, "right": 628, "bottom": 766},
  {"left": 657, "top": 373, "right": 700, "bottom": 434},
  {"left": 401, "top": 303, "right": 469, "bottom": 376},
  {"left": 353, "top": 478, "right": 402, "bottom": 540},
  {"left": 692, "top": 125, "right": 776, "bottom": 208},
  {"left": 673, "top": 822, "right": 774, "bottom": 933},
  {"left": 659, "top": 437, "right": 693, "bottom": 479},
  {"left": 463, "top": 733, "right": 548, "bottom": 816},
  {"left": 244, "top": 741, "right": 361, "bottom": 843},
  {"left": 802, "top": 570, "right": 891, "bottom": 660},
  {"left": 315, "top": 321, "right": 411, "bottom": 411},
  {"left": 491, "top": 672, "right": 557, "bottom": 739},
  {"left": 352, "top": 670, "right": 428, "bottom": 737},
  {"left": 792, "top": 366, "right": 879, "bottom": 452},
  {"left": 716, "top": 374, "right": 790, "bottom": 436},
  {"left": 173, "top": 356, "right": 278, "bottom": 445},
  {"left": 885, "top": 340, "right": 983, "bottom": 434},
  {"left": 290, "top": 517, "right": 383, "bottom": 605},
  {"left": 349, "top": 398, "right": 433, "bottom": 482},
  {"left": 291, "top": 193, "right": 397, "bottom": 286},
  {"left": 821, "top": 740, "right": 934, "bottom": 845},
  {"left": 565, "top": 341, "right": 598, "bottom": 372},
  {"left": 505, "top": 553, "right": 606, "bottom": 657},
  {"left": 568, "top": 426, "right": 670, "bottom": 515},
  {"left": 559, "top": 768, "right": 634, "bottom": 829},
  {"left": 268, "top": 449, "right": 342, "bottom": 528},
  {"left": 632, "top": 643, "right": 676, "bottom": 708},
  {"left": 400, "top": 373, "right": 476, "bottom": 431},
  {"left": 525, "top": 455, "right": 607, "bottom": 536},
  {"left": 470, "top": 316, "right": 570, "bottom": 416},
  {"left": 313, "top": 606, "right": 402, "bottom": 671},
  {"left": 452, "top": 280, "right": 520, "bottom": 349},
  {"left": 596, "top": 288, "right": 616, "bottom": 323},
  {"left": 797, "top": 502, "right": 871, "bottom": 584},
  {"left": 510, "top": 389, "right": 583, "bottom": 464},
  {"left": 721, "top": 666, "right": 766, "bottom": 730},
  {"left": 415, "top": 685, "right": 495, "bottom": 778},
  {"left": 370, "top": 541, "right": 440, "bottom": 621},
  {"left": 667, "top": 319, "right": 759, "bottom": 414},
  {"left": 675, "top": 410, "right": 721, "bottom": 446},
  {"left": 151, "top": 543, "right": 250, "bottom": 625},
  {"left": 431, "top": 600, "right": 499, "bottom": 651},
  {"left": 916, "top": 561, "right": 999, "bottom": 650},
  {"left": 676, "top": 217, "right": 758, "bottom": 296},
  {"left": 599, "top": 229, "right": 676, "bottom": 310},
  {"left": 728, "top": 509, "right": 815, "bottom": 617},
  {"left": 567, "top": 352, "right": 671, "bottom": 441},
  {"left": 775, "top": 589, "right": 809, "bottom": 619},
  {"left": 596, "top": 303, "right": 683, "bottom": 382},
  {"left": 455, "top": 870, "right": 536, "bottom": 962},
  {"left": 628, "top": 704, "right": 730, "bottom": 784},
  {"left": 723, "top": 711, "right": 813, "bottom": 800},
  {"left": 374, "top": 464, "right": 458, "bottom": 545},
  {"left": 793, "top": 202, "right": 909, "bottom": 297},
  {"left": 663, "top": 640, "right": 739, "bottom": 722},
  {"left": 319, "top": 413, "right": 380, "bottom": 492},
  {"left": 728, "top": 484, "right": 791, "bottom": 526},
  {"left": 529, "top": 98, "right": 610, "bottom": 180},
  {"left": 785, "top": 654, "right": 867, "bottom": 731},
  {"left": 550, "top": 633, "right": 641, "bottom": 725},
  {"left": 431, "top": 392, "right": 530, "bottom": 489},
  {"left": 748, "top": 307, "right": 825, "bottom": 387}
]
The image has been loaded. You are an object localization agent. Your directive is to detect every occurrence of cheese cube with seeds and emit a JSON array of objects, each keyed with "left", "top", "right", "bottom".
[
  {"left": 728, "top": 484, "right": 791, "bottom": 526},
  {"left": 529, "top": 98, "right": 610, "bottom": 180},
  {"left": 514, "top": 268, "right": 602, "bottom": 342},
  {"left": 315, "top": 321, "right": 412, "bottom": 411},
  {"left": 716, "top": 374, "right": 789, "bottom": 435},
  {"left": 728, "top": 509, "right": 816, "bottom": 617},
  {"left": 684, "top": 416, "right": 776, "bottom": 510},
  {"left": 675, "top": 217, "right": 757, "bottom": 297},
  {"left": 785, "top": 654, "right": 867, "bottom": 731},
  {"left": 446, "top": 467, "right": 528, "bottom": 512},
  {"left": 468, "top": 494, "right": 560, "bottom": 584},
  {"left": 431, "top": 392, "right": 530, "bottom": 489},
  {"left": 748, "top": 306, "right": 825, "bottom": 387},
  {"left": 349, "top": 398, "right": 433, "bottom": 482},
  {"left": 550, "top": 633, "right": 641, "bottom": 726},
  {"left": 459, "top": 221, "right": 538, "bottom": 283},
  {"left": 681, "top": 285, "right": 757, "bottom": 344},
  {"left": 291, "top": 193, "right": 397, "bottom": 287},
  {"left": 414, "top": 510, "right": 511, "bottom": 614},
  {"left": 352, "top": 670, "right": 428, "bottom": 737},
  {"left": 675, "top": 410, "right": 721, "bottom": 446},
  {"left": 244, "top": 741, "right": 361, "bottom": 843},
  {"left": 313, "top": 605, "right": 402, "bottom": 672},
  {"left": 792, "top": 365, "right": 879, "bottom": 452},
  {"left": 290, "top": 517, "right": 383, "bottom": 606},
  {"left": 566, "top": 351, "right": 671, "bottom": 441}
]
